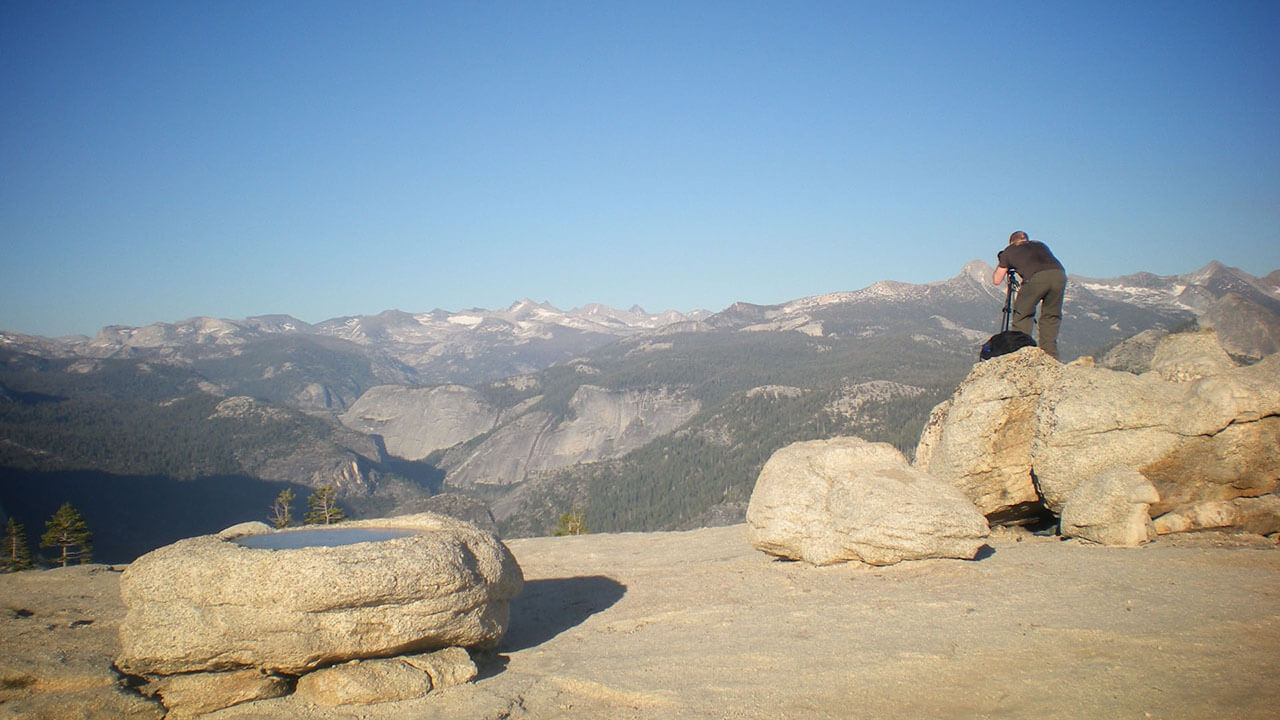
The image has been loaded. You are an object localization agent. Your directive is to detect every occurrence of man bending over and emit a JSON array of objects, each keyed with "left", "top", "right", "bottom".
[{"left": 992, "top": 230, "right": 1067, "bottom": 360}]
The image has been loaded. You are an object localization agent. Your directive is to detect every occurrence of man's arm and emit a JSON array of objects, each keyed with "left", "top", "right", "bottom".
[{"left": 992, "top": 265, "right": 1008, "bottom": 285}]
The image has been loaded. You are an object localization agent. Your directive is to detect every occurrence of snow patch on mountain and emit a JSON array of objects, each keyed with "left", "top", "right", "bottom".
[{"left": 1078, "top": 281, "right": 1197, "bottom": 311}]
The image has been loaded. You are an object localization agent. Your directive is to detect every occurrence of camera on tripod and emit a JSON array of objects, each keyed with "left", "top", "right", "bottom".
[{"left": 979, "top": 267, "right": 1037, "bottom": 360}]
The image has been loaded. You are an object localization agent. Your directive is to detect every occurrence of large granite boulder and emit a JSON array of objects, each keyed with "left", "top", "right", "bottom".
[
  {"left": 1059, "top": 467, "right": 1159, "bottom": 546},
  {"left": 916, "top": 332, "right": 1280, "bottom": 539},
  {"left": 1033, "top": 350, "right": 1279, "bottom": 515},
  {"left": 912, "top": 348, "right": 1062, "bottom": 521},
  {"left": 746, "top": 437, "right": 989, "bottom": 566},
  {"left": 117, "top": 512, "right": 523, "bottom": 680}
]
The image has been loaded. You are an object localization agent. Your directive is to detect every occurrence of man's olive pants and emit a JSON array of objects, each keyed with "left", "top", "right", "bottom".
[{"left": 1012, "top": 268, "right": 1067, "bottom": 360}]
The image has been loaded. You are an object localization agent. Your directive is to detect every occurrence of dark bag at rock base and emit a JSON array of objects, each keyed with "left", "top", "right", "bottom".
[{"left": 980, "top": 330, "right": 1036, "bottom": 360}]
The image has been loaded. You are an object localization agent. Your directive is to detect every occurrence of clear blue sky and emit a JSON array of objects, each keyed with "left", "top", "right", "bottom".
[{"left": 3, "top": 1, "right": 1277, "bottom": 338}]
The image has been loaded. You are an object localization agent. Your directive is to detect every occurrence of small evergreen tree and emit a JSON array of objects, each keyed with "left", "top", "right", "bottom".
[
  {"left": 303, "top": 486, "right": 346, "bottom": 525},
  {"left": 2, "top": 518, "right": 35, "bottom": 572},
  {"left": 553, "top": 506, "right": 589, "bottom": 536},
  {"left": 40, "top": 503, "right": 93, "bottom": 567},
  {"left": 269, "top": 488, "right": 295, "bottom": 528}
]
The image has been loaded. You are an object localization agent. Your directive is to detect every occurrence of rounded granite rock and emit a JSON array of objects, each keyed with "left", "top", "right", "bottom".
[{"left": 116, "top": 512, "right": 523, "bottom": 677}]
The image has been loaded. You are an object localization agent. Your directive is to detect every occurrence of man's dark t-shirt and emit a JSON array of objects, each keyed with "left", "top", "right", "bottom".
[{"left": 997, "top": 241, "right": 1064, "bottom": 278}]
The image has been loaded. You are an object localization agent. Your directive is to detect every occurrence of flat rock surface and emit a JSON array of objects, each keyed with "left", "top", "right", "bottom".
[{"left": 3, "top": 526, "right": 1279, "bottom": 719}]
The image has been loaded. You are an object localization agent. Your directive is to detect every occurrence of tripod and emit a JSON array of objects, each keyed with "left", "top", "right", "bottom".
[
  {"left": 1000, "top": 270, "right": 1020, "bottom": 333},
  {"left": 981, "top": 269, "right": 1036, "bottom": 360}
]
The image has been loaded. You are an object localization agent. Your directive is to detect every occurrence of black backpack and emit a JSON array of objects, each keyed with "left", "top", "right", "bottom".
[
  {"left": 980, "top": 270, "right": 1037, "bottom": 360},
  {"left": 980, "top": 330, "right": 1036, "bottom": 360}
]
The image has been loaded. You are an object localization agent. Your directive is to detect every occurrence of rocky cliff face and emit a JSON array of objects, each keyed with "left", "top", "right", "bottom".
[
  {"left": 433, "top": 385, "right": 702, "bottom": 488},
  {"left": 1200, "top": 292, "right": 1280, "bottom": 359},
  {"left": 338, "top": 381, "right": 702, "bottom": 491},
  {"left": 340, "top": 385, "right": 502, "bottom": 461}
]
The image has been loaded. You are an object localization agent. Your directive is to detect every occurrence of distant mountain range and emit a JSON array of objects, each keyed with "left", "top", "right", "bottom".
[
  {"left": 2, "top": 301, "right": 712, "bottom": 411},
  {"left": 7, "top": 260, "right": 1276, "bottom": 392},
  {"left": 2, "top": 260, "right": 1277, "bottom": 558}
]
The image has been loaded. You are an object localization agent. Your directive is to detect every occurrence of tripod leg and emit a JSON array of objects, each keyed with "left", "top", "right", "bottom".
[{"left": 1002, "top": 280, "right": 1016, "bottom": 332}]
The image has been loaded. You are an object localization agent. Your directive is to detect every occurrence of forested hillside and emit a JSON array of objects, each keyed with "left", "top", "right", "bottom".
[
  {"left": 0, "top": 351, "right": 437, "bottom": 562},
  {"left": 484, "top": 330, "right": 973, "bottom": 537}
]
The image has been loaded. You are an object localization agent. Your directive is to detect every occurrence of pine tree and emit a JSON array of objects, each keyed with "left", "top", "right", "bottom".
[
  {"left": 40, "top": 503, "right": 93, "bottom": 567},
  {"left": 2, "top": 518, "right": 35, "bottom": 572},
  {"left": 553, "top": 506, "right": 589, "bottom": 536},
  {"left": 269, "top": 488, "right": 295, "bottom": 528},
  {"left": 303, "top": 486, "right": 346, "bottom": 525}
]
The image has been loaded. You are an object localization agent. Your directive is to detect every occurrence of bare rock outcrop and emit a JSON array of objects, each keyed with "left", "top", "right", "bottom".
[
  {"left": 913, "top": 348, "right": 1062, "bottom": 521},
  {"left": 916, "top": 331, "right": 1280, "bottom": 540},
  {"left": 1147, "top": 329, "right": 1236, "bottom": 382},
  {"left": 144, "top": 669, "right": 291, "bottom": 719},
  {"left": 442, "top": 385, "right": 701, "bottom": 487},
  {"left": 0, "top": 565, "right": 164, "bottom": 720},
  {"left": 340, "top": 384, "right": 501, "bottom": 460},
  {"left": 746, "top": 437, "right": 989, "bottom": 566},
  {"left": 1033, "top": 349, "right": 1279, "bottom": 515},
  {"left": 116, "top": 513, "right": 522, "bottom": 716},
  {"left": 1060, "top": 467, "right": 1159, "bottom": 546},
  {"left": 1200, "top": 292, "right": 1280, "bottom": 360},
  {"left": 4, "top": 525, "right": 1280, "bottom": 719},
  {"left": 1154, "top": 495, "right": 1280, "bottom": 536},
  {"left": 1098, "top": 328, "right": 1167, "bottom": 374}
]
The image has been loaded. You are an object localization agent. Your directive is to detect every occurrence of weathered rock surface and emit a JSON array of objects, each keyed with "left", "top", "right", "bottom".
[
  {"left": 145, "top": 669, "right": 291, "bottom": 719},
  {"left": 292, "top": 648, "right": 476, "bottom": 707},
  {"left": 1034, "top": 350, "right": 1280, "bottom": 515},
  {"left": 746, "top": 437, "right": 989, "bottom": 566},
  {"left": 401, "top": 646, "right": 479, "bottom": 689},
  {"left": 1060, "top": 467, "right": 1159, "bottom": 546},
  {"left": 117, "top": 512, "right": 523, "bottom": 678},
  {"left": 1154, "top": 494, "right": 1280, "bottom": 536},
  {"left": 0, "top": 565, "right": 163, "bottom": 720},
  {"left": 1098, "top": 328, "right": 1167, "bottom": 374},
  {"left": 1200, "top": 292, "right": 1280, "bottom": 360},
  {"left": 294, "top": 659, "right": 434, "bottom": 708},
  {"left": 6, "top": 526, "right": 1280, "bottom": 720},
  {"left": 1147, "top": 329, "right": 1236, "bottom": 382},
  {"left": 340, "top": 384, "right": 501, "bottom": 461},
  {"left": 343, "top": 383, "right": 701, "bottom": 490},
  {"left": 916, "top": 332, "right": 1280, "bottom": 534},
  {"left": 913, "top": 348, "right": 1061, "bottom": 520}
]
